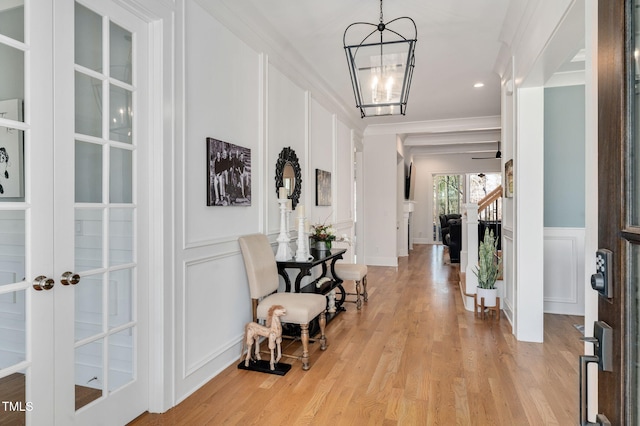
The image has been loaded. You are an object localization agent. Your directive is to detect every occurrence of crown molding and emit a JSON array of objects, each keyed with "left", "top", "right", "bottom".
[{"left": 364, "top": 115, "right": 501, "bottom": 137}]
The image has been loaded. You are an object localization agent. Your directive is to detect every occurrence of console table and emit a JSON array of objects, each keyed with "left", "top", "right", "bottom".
[{"left": 276, "top": 248, "right": 347, "bottom": 315}]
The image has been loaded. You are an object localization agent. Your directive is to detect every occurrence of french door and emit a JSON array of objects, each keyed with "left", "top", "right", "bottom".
[{"left": 0, "top": 1, "right": 150, "bottom": 424}]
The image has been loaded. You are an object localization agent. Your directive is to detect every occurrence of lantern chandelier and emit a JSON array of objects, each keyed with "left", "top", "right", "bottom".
[{"left": 343, "top": 0, "right": 417, "bottom": 118}]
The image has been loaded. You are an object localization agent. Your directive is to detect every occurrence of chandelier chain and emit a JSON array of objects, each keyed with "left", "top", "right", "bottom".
[{"left": 379, "top": 0, "right": 384, "bottom": 24}]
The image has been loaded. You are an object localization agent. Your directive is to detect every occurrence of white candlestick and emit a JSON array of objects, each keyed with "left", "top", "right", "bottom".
[
  {"left": 275, "top": 199, "right": 292, "bottom": 261},
  {"left": 296, "top": 214, "right": 310, "bottom": 262},
  {"left": 285, "top": 209, "right": 291, "bottom": 239}
]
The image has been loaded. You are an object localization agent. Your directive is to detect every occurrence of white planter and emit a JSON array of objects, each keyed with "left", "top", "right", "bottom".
[{"left": 476, "top": 287, "right": 498, "bottom": 307}]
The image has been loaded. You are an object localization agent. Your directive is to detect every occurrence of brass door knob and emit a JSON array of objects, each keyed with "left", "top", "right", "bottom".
[
  {"left": 33, "top": 275, "right": 55, "bottom": 291},
  {"left": 60, "top": 271, "right": 80, "bottom": 286}
]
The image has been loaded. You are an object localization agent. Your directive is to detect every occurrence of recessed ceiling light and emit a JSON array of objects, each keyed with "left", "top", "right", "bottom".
[{"left": 474, "top": 83, "right": 484, "bottom": 88}]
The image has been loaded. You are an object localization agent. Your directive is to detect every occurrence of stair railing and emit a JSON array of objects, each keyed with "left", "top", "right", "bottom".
[{"left": 477, "top": 185, "right": 503, "bottom": 221}]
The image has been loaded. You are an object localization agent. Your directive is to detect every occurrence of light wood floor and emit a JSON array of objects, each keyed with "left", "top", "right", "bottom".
[{"left": 130, "top": 244, "right": 583, "bottom": 425}]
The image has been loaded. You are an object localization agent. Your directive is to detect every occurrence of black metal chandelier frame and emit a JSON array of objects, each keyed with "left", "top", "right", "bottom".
[{"left": 343, "top": 0, "right": 417, "bottom": 118}]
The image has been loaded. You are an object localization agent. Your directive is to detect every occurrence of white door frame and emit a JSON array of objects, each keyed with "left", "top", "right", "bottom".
[
  {"left": 114, "top": 0, "right": 176, "bottom": 414},
  {"left": 101, "top": 0, "right": 178, "bottom": 415}
]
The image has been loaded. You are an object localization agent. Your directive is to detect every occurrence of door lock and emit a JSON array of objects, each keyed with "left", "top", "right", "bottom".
[
  {"left": 581, "top": 321, "right": 613, "bottom": 372},
  {"left": 591, "top": 249, "right": 613, "bottom": 298},
  {"left": 579, "top": 321, "right": 613, "bottom": 425}
]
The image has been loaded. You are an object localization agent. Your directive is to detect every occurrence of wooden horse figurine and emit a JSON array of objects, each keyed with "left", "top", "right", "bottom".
[{"left": 243, "top": 305, "right": 286, "bottom": 370}]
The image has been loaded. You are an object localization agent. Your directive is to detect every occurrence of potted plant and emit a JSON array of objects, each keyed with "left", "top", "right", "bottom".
[
  {"left": 310, "top": 222, "right": 336, "bottom": 251},
  {"left": 474, "top": 228, "right": 501, "bottom": 307}
]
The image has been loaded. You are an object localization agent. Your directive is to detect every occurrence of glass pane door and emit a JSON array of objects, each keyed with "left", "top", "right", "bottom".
[
  {"left": 0, "top": 0, "right": 61, "bottom": 423},
  {"left": 0, "top": 2, "right": 33, "bottom": 424},
  {"left": 72, "top": 0, "right": 137, "bottom": 412},
  {"left": 53, "top": 1, "right": 149, "bottom": 423}
]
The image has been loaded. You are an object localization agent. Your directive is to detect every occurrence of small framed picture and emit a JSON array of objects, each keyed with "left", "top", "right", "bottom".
[
  {"left": 505, "top": 159, "right": 514, "bottom": 198},
  {"left": 207, "top": 138, "right": 251, "bottom": 206},
  {"left": 315, "top": 169, "right": 331, "bottom": 206}
]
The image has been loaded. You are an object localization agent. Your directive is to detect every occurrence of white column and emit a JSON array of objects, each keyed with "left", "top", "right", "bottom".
[
  {"left": 464, "top": 203, "right": 479, "bottom": 296},
  {"left": 400, "top": 201, "right": 415, "bottom": 257}
]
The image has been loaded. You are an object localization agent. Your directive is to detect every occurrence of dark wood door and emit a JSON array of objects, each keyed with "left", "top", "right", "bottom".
[{"left": 596, "top": 0, "right": 639, "bottom": 424}]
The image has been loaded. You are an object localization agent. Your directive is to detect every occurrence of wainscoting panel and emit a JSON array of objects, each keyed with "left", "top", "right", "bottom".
[
  {"left": 543, "top": 227, "right": 585, "bottom": 315},
  {"left": 177, "top": 250, "right": 251, "bottom": 401},
  {"left": 503, "top": 232, "right": 515, "bottom": 324}
]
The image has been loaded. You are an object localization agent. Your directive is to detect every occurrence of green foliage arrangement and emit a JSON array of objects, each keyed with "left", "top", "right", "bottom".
[{"left": 474, "top": 229, "right": 502, "bottom": 289}]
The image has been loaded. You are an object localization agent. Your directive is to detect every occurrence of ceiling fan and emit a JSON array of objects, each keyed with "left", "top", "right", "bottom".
[{"left": 472, "top": 141, "right": 501, "bottom": 160}]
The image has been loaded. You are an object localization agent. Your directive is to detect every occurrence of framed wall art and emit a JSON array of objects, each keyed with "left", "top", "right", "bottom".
[
  {"left": 315, "top": 169, "right": 331, "bottom": 206},
  {"left": 0, "top": 99, "right": 24, "bottom": 198},
  {"left": 505, "top": 159, "right": 514, "bottom": 198},
  {"left": 207, "top": 137, "right": 251, "bottom": 206}
]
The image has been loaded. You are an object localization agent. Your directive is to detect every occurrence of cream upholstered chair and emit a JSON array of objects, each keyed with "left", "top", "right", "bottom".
[
  {"left": 239, "top": 233, "right": 327, "bottom": 370},
  {"left": 334, "top": 263, "right": 368, "bottom": 310}
]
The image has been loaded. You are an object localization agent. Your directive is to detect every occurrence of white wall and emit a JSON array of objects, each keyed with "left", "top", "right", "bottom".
[
  {"left": 363, "top": 134, "right": 398, "bottom": 266},
  {"left": 173, "top": 0, "right": 360, "bottom": 404},
  {"left": 495, "top": 0, "right": 587, "bottom": 343},
  {"left": 267, "top": 65, "right": 306, "bottom": 235},
  {"left": 176, "top": 1, "right": 261, "bottom": 400},
  {"left": 514, "top": 87, "right": 545, "bottom": 342},
  {"left": 334, "top": 118, "right": 355, "bottom": 262},
  {"left": 309, "top": 98, "right": 334, "bottom": 224},
  {"left": 501, "top": 60, "right": 516, "bottom": 325}
]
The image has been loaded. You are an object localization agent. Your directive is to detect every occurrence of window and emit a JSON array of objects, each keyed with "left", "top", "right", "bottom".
[
  {"left": 433, "top": 174, "right": 463, "bottom": 241},
  {"left": 432, "top": 172, "right": 502, "bottom": 241},
  {"left": 470, "top": 173, "right": 502, "bottom": 221}
]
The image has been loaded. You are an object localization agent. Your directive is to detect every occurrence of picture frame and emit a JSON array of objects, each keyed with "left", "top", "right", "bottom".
[
  {"left": 315, "top": 169, "right": 332, "bottom": 206},
  {"left": 207, "top": 137, "right": 251, "bottom": 206},
  {"left": 505, "top": 159, "right": 514, "bottom": 198},
  {"left": 0, "top": 99, "right": 24, "bottom": 198}
]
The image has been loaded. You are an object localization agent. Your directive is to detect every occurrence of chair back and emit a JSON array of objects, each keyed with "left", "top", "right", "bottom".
[{"left": 238, "top": 233, "right": 280, "bottom": 299}]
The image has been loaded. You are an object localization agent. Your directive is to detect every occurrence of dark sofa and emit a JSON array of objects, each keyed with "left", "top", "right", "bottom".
[
  {"left": 439, "top": 214, "right": 462, "bottom": 246},
  {"left": 448, "top": 219, "right": 462, "bottom": 263}
]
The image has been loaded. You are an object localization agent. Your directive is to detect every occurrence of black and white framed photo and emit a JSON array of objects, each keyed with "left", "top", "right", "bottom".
[
  {"left": 207, "top": 137, "right": 251, "bottom": 206},
  {"left": 0, "top": 99, "right": 24, "bottom": 198},
  {"left": 315, "top": 169, "right": 331, "bottom": 206}
]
